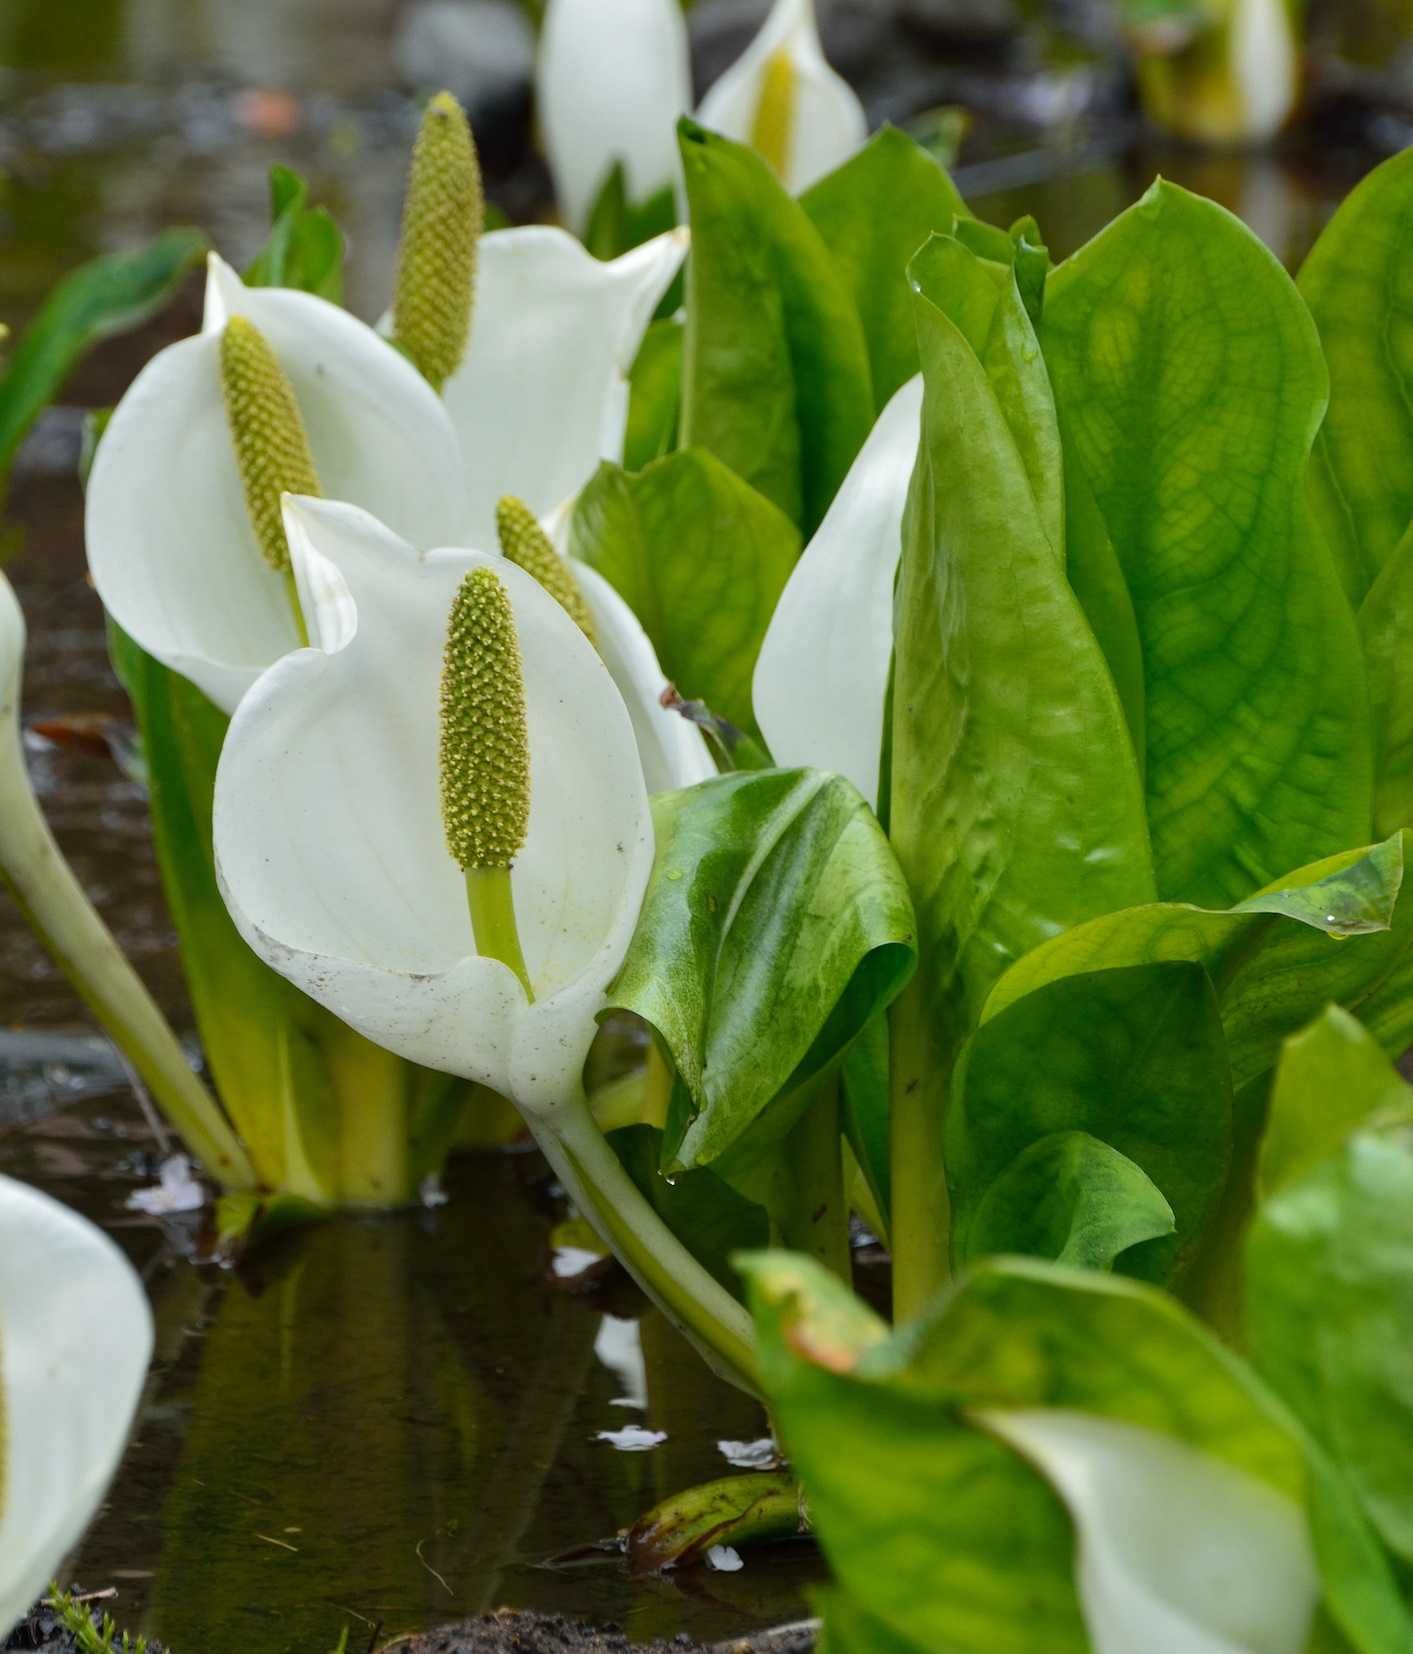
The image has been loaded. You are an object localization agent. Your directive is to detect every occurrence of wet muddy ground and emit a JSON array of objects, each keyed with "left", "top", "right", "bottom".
[{"left": 4, "top": 1, "right": 1413, "bottom": 1649}]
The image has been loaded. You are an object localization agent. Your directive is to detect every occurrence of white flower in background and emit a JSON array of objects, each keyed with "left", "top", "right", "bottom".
[
  {"left": 697, "top": 0, "right": 868, "bottom": 192},
  {"left": 446, "top": 227, "right": 688, "bottom": 545},
  {"left": 537, "top": 0, "right": 868, "bottom": 230},
  {"left": 980, "top": 1410, "right": 1318, "bottom": 1654},
  {"left": 213, "top": 498, "right": 655, "bottom": 1117},
  {"left": 87, "top": 229, "right": 686, "bottom": 716},
  {"left": 539, "top": 0, "right": 694, "bottom": 233},
  {"left": 753, "top": 375, "right": 922, "bottom": 806},
  {"left": 86, "top": 253, "right": 467, "bottom": 717},
  {"left": 0, "top": 1175, "right": 153, "bottom": 1635}
]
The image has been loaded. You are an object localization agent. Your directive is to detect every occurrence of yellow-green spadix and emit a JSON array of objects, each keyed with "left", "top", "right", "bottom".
[
  {"left": 0, "top": 1174, "right": 153, "bottom": 1636},
  {"left": 213, "top": 496, "right": 655, "bottom": 1117},
  {"left": 85, "top": 251, "right": 466, "bottom": 715}
]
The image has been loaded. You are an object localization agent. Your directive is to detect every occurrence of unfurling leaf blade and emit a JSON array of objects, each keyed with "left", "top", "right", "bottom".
[{"left": 609, "top": 770, "right": 916, "bottom": 1170}]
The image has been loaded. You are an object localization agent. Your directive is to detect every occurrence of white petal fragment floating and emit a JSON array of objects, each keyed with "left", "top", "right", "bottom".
[
  {"left": 495, "top": 496, "right": 597, "bottom": 646},
  {"left": 219, "top": 315, "right": 321, "bottom": 580},
  {"left": 393, "top": 90, "right": 483, "bottom": 393}
]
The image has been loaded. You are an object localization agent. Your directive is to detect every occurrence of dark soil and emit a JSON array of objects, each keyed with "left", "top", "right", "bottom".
[
  {"left": 382, "top": 1610, "right": 817, "bottom": 1654},
  {"left": 4, "top": 1593, "right": 170, "bottom": 1653}
]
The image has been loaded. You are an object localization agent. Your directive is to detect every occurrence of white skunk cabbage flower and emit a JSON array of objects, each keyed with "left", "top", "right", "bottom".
[
  {"left": 446, "top": 227, "right": 688, "bottom": 546},
  {"left": 86, "top": 253, "right": 467, "bottom": 716},
  {"left": 537, "top": 0, "right": 867, "bottom": 227},
  {"left": 753, "top": 375, "right": 922, "bottom": 805},
  {"left": 1127, "top": 0, "right": 1301, "bottom": 147},
  {"left": 213, "top": 498, "right": 654, "bottom": 1117},
  {"left": 697, "top": 0, "right": 868, "bottom": 192},
  {"left": 539, "top": 0, "right": 694, "bottom": 233},
  {"left": 980, "top": 1410, "right": 1319, "bottom": 1654},
  {"left": 0, "top": 1176, "right": 153, "bottom": 1634}
]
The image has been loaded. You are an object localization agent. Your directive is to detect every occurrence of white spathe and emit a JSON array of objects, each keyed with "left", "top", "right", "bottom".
[
  {"left": 86, "top": 253, "right": 467, "bottom": 716},
  {"left": 697, "top": 0, "right": 868, "bottom": 193},
  {"left": 980, "top": 1409, "right": 1319, "bottom": 1654},
  {"left": 752, "top": 375, "right": 922, "bottom": 805},
  {"left": 444, "top": 227, "right": 688, "bottom": 546},
  {"left": 0, "top": 1175, "right": 153, "bottom": 1635},
  {"left": 538, "top": 0, "right": 693, "bottom": 233},
  {"left": 213, "top": 498, "right": 655, "bottom": 1116}
]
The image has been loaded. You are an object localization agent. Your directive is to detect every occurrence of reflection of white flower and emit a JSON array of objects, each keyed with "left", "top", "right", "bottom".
[
  {"left": 0, "top": 1175, "right": 153, "bottom": 1635},
  {"left": 88, "top": 229, "right": 687, "bottom": 717},
  {"left": 753, "top": 376, "right": 922, "bottom": 805},
  {"left": 126, "top": 1154, "right": 206, "bottom": 1216},
  {"left": 980, "top": 1410, "right": 1318, "bottom": 1654},
  {"left": 538, "top": 0, "right": 867, "bottom": 230},
  {"left": 213, "top": 498, "right": 655, "bottom": 1118}
]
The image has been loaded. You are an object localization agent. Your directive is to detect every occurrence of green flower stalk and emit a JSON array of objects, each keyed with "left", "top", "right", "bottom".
[
  {"left": 495, "top": 497, "right": 597, "bottom": 645},
  {"left": 0, "top": 572, "right": 254, "bottom": 1188},
  {"left": 392, "top": 91, "right": 483, "bottom": 392}
]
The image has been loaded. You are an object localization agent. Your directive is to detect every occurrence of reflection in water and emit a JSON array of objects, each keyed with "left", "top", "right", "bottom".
[{"left": 59, "top": 1141, "right": 808, "bottom": 1652}]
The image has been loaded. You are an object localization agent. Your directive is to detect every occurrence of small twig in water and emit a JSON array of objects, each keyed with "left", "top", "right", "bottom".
[{"left": 414, "top": 1535, "right": 454, "bottom": 1596}]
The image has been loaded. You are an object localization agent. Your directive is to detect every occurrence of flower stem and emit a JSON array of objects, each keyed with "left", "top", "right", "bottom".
[
  {"left": 537, "top": 1099, "right": 760, "bottom": 1396},
  {"left": 780, "top": 1075, "right": 851, "bottom": 1282},
  {"left": 888, "top": 980, "right": 950, "bottom": 1325},
  {"left": 0, "top": 735, "right": 255, "bottom": 1188},
  {"left": 466, "top": 867, "right": 532, "bottom": 996}
]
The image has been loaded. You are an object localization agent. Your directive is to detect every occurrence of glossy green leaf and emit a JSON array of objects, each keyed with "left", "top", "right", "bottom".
[
  {"left": 1359, "top": 522, "right": 1413, "bottom": 836},
  {"left": 244, "top": 165, "right": 345, "bottom": 302},
  {"left": 964, "top": 1130, "right": 1176, "bottom": 1272},
  {"left": 678, "top": 120, "right": 874, "bottom": 536},
  {"left": 609, "top": 770, "right": 916, "bottom": 1170},
  {"left": 571, "top": 448, "right": 799, "bottom": 735},
  {"left": 739, "top": 1254, "right": 1088, "bottom": 1654},
  {"left": 951, "top": 963, "right": 1229, "bottom": 1283},
  {"left": 800, "top": 126, "right": 968, "bottom": 409},
  {"left": 1044, "top": 180, "right": 1373, "bottom": 907},
  {"left": 623, "top": 316, "right": 683, "bottom": 472},
  {"left": 1258, "top": 1005, "right": 1412, "bottom": 1200},
  {"left": 984, "top": 833, "right": 1412, "bottom": 1091},
  {"left": 841, "top": 1009, "right": 891, "bottom": 1225},
  {"left": 0, "top": 228, "right": 206, "bottom": 478},
  {"left": 1300, "top": 148, "right": 1413, "bottom": 603},
  {"left": 609, "top": 1124, "right": 768, "bottom": 1297},
  {"left": 1249, "top": 1096, "right": 1413, "bottom": 1569},
  {"left": 742, "top": 1253, "right": 1411, "bottom": 1654},
  {"left": 890, "top": 234, "right": 1154, "bottom": 1086}
]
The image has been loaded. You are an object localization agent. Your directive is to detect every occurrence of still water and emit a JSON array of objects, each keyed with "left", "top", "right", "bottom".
[{"left": 1, "top": 0, "right": 1407, "bottom": 1648}]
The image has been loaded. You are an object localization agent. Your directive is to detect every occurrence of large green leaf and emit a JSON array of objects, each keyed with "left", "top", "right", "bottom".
[
  {"left": 1300, "top": 148, "right": 1413, "bottom": 604},
  {"left": 1044, "top": 180, "right": 1373, "bottom": 907},
  {"left": 800, "top": 126, "right": 968, "bottom": 410},
  {"left": 244, "top": 165, "right": 344, "bottom": 302},
  {"left": 570, "top": 448, "right": 799, "bottom": 737},
  {"left": 1248, "top": 1015, "right": 1413, "bottom": 1567},
  {"left": 622, "top": 316, "right": 684, "bottom": 472},
  {"left": 678, "top": 120, "right": 874, "bottom": 536},
  {"left": 951, "top": 962, "right": 1230, "bottom": 1283},
  {"left": 0, "top": 228, "right": 206, "bottom": 478},
  {"left": 608, "top": 770, "right": 916, "bottom": 1170},
  {"left": 983, "top": 833, "right": 1411, "bottom": 1092},
  {"left": 741, "top": 1253, "right": 1413, "bottom": 1654},
  {"left": 890, "top": 232, "right": 1154, "bottom": 1084},
  {"left": 1258, "top": 1004, "right": 1412, "bottom": 1200},
  {"left": 964, "top": 1130, "right": 1176, "bottom": 1273},
  {"left": 1359, "top": 523, "right": 1413, "bottom": 836}
]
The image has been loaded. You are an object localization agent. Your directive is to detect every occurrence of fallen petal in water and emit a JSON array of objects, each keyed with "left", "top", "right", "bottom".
[
  {"left": 706, "top": 1544, "right": 744, "bottom": 1573},
  {"left": 126, "top": 1155, "right": 205, "bottom": 1215},
  {"left": 718, "top": 1438, "right": 779, "bottom": 1470},
  {"left": 595, "top": 1425, "right": 667, "bottom": 1453}
]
